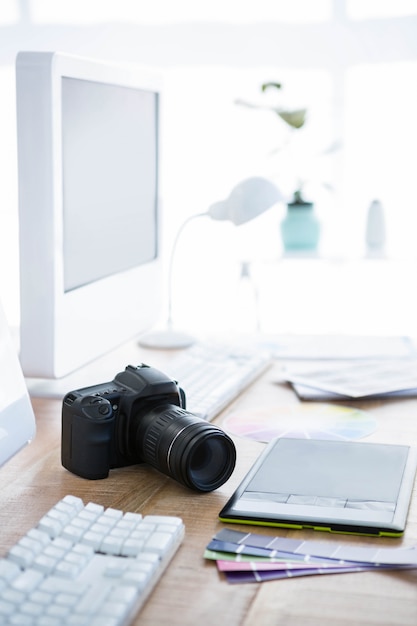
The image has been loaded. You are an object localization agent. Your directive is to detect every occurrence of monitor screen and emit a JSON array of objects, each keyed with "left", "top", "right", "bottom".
[
  {"left": 61, "top": 77, "right": 158, "bottom": 292},
  {"left": 16, "top": 52, "right": 162, "bottom": 380}
]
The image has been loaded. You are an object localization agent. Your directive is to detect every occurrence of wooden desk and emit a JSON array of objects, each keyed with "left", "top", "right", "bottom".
[{"left": 1, "top": 357, "right": 417, "bottom": 625}]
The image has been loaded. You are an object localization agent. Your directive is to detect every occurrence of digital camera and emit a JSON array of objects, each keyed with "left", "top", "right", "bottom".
[{"left": 61, "top": 363, "right": 236, "bottom": 492}]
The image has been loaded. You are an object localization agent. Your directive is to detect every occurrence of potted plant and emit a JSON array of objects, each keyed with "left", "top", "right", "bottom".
[{"left": 236, "top": 81, "right": 337, "bottom": 253}]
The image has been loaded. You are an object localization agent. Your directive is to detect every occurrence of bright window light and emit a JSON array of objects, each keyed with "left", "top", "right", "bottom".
[
  {"left": 343, "top": 61, "right": 417, "bottom": 257},
  {"left": 348, "top": 0, "right": 417, "bottom": 19},
  {"left": 0, "top": 0, "right": 19, "bottom": 24},
  {"left": 31, "top": 0, "right": 331, "bottom": 24}
]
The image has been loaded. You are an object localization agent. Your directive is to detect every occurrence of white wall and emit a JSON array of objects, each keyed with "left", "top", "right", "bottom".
[{"left": 1, "top": 1, "right": 417, "bottom": 335}]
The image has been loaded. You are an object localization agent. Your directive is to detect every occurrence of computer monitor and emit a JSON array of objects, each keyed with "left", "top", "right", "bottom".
[{"left": 16, "top": 51, "right": 162, "bottom": 379}]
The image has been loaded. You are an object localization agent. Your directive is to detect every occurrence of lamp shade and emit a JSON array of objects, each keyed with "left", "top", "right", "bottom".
[{"left": 207, "top": 177, "right": 281, "bottom": 226}]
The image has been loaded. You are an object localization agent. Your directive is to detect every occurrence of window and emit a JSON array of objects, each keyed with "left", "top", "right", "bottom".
[
  {"left": 0, "top": 0, "right": 19, "bottom": 25},
  {"left": 348, "top": 0, "right": 417, "bottom": 19},
  {"left": 0, "top": 1, "right": 416, "bottom": 334},
  {"left": 30, "top": 1, "right": 332, "bottom": 25}
]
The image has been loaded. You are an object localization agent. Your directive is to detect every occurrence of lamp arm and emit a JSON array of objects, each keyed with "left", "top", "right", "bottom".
[{"left": 166, "top": 212, "right": 208, "bottom": 331}]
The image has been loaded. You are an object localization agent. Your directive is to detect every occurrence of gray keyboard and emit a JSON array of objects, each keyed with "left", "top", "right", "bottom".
[
  {"left": 0, "top": 495, "right": 184, "bottom": 625},
  {"left": 165, "top": 342, "right": 272, "bottom": 421}
]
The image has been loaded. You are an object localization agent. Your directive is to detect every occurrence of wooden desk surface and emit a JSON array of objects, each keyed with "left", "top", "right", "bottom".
[{"left": 1, "top": 355, "right": 417, "bottom": 625}]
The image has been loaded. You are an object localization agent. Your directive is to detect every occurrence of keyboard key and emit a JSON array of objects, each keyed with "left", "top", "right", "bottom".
[
  {"left": 7, "top": 545, "right": 34, "bottom": 568},
  {"left": 120, "top": 538, "right": 145, "bottom": 557},
  {"left": 9, "top": 615, "right": 35, "bottom": 625},
  {"left": 0, "top": 599, "right": 14, "bottom": 616},
  {"left": 38, "top": 515, "right": 64, "bottom": 539},
  {"left": 11, "top": 568, "right": 43, "bottom": 593},
  {"left": 144, "top": 532, "right": 174, "bottom": 555}
]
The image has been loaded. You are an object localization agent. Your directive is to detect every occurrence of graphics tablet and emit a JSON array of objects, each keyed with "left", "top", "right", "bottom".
[{"left": 219, "top": 438, "right": 417, "bottom": 536}]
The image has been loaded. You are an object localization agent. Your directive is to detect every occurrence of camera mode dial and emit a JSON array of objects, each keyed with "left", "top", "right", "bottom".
[{"left": 80, "top": 395, "right": 112, "bottom": 419}]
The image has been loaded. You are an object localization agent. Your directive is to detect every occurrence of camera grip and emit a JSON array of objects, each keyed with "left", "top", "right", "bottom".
[{"left": 62, "top": 396, "right": 114, "bottom": 479}]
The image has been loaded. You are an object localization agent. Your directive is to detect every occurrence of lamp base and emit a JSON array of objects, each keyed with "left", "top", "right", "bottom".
[{"left": 138, "top": 328, "right": 196, "bottom": 350}]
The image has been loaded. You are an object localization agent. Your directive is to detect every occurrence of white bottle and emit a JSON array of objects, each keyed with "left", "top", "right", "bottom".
[
  {"left": 365, "top": 199, "right": 386, "bottom": 254},
  {"left": 234, "top": 261, "right": 260, "bottom": 332}
]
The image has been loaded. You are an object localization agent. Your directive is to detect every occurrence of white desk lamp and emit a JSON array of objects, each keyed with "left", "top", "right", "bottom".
[{"left": 139, "top": 177, "right": 281, "bottom": 349}]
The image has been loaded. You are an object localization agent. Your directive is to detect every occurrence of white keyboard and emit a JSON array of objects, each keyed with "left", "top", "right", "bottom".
[
  {"left": 26, "top": 341, "right": 272, "bottom": 420},
  {"left": 164, "top": 342, "right": 272, "bottom": 421},
  {"left": 0, "top": 495, "right": 184, "bottom": 626}
]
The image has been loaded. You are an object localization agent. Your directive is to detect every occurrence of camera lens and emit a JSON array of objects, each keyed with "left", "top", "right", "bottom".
[
  {"left": 186, "top": 434, "right": 235, "bottom": 491},
  {"left": 135, "top": 405, "right": 236, "bottom": 492}
]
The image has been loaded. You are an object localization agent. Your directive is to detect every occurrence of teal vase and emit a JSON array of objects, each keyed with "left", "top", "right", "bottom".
[{"left": 280, "top": 201, "right": 320, "bottom": 252}]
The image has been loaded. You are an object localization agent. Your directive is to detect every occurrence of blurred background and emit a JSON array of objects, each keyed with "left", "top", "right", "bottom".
[{"left": 1, "top": 1, "right": 417, "bottom": 338}]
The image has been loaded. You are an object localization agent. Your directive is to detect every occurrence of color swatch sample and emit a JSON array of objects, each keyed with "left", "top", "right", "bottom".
[
  {"left": 205, "top": 528, "right": 417, "bottom": 583},
  {"left": 222, "top": 403, "right": 376, "bottom": 442}
]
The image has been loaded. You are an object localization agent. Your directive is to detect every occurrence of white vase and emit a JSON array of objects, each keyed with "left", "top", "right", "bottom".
[{"left": 365, "top": 199, "right": 386, "bottom": 252}]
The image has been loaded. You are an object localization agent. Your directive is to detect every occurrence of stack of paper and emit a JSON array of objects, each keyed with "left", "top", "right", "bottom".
[
  {"left": 281, "top": 359, "right": 417, "bottom": 401},
  {"left": 205, "top": 528, "right": 417, "bottom": 583}
]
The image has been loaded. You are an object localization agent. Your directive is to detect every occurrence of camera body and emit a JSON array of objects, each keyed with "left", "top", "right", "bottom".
[
  {"left": 62, "top": 364, "right": 236, "bottom": 491},
  {"left": 62, "top": 363, "right": 186, "bottom": 480}
]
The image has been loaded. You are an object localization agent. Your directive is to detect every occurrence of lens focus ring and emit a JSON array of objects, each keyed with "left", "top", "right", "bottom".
[{"left": 142, "top": 406, "right": 188, "bottom": 467}]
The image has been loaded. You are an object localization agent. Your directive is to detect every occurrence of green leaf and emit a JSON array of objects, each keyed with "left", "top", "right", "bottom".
[
  {"left": 261, "top": 82, "right": 282, "bottom": 92},
  {"left": 277, "top": 109, "right": 307, "bottom": 129}
]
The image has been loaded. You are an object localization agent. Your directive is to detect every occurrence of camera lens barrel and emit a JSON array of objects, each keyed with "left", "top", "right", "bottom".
[{"left": 137, "top": 405, "right": 236, "bottom": 492}]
